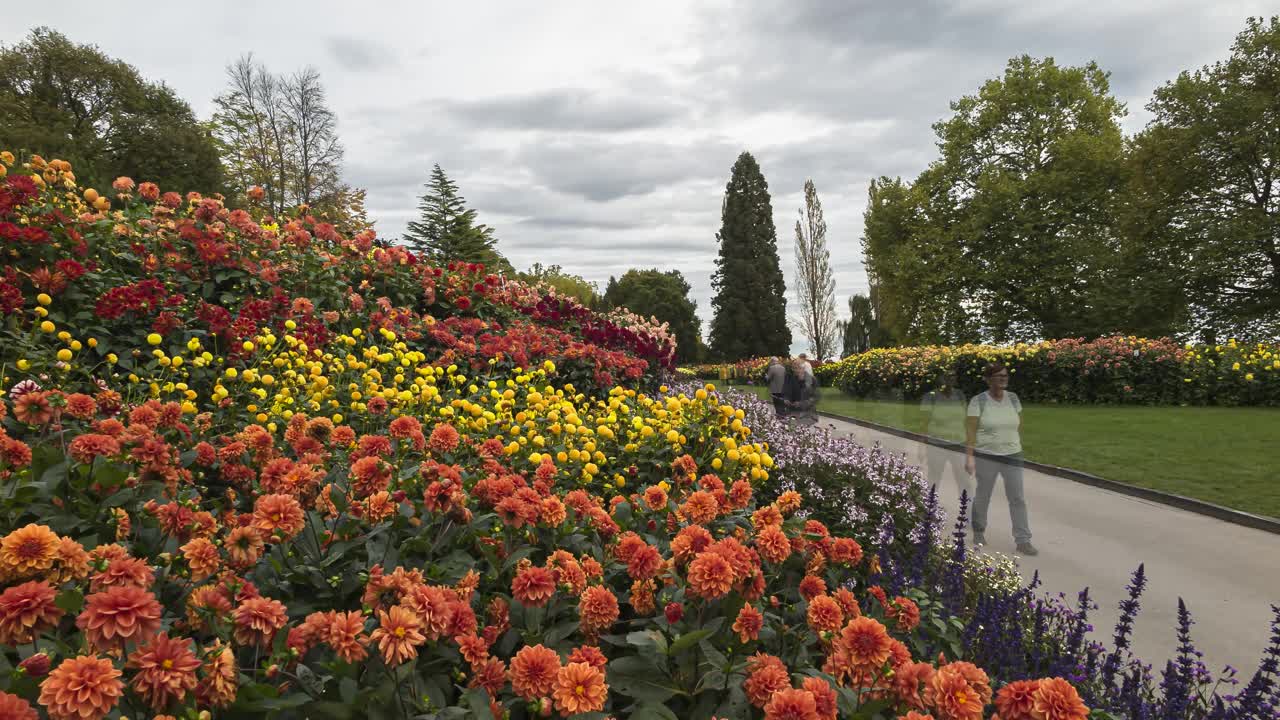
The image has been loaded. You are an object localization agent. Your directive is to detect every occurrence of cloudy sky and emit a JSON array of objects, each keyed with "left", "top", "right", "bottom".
[{"left": 6, "top": 1, "right": 1271, "bottom": 354}]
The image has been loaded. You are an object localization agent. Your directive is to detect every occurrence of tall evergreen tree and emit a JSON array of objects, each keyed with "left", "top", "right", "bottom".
[
  {"left": 403, "top": 164, "right": 511, "bottom": 272},
  {"left": 708, "top": 152, "right": 790, "bottom": 359}
]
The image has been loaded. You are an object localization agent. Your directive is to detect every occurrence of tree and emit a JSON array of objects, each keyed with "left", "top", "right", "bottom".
[
  {"left": 840, "top": 294, "right": 878, "bottom": 356},
  {"left": 282, "top": 67, "right": 343, "bottom": 209},
  {"left": 924, "top": 56, "right": 1129, "bottom": 341},
  {"left": 793, "top": 179, "right": 838, "bottom": 360},
  {"left": 403, "top": 164, "right": 512, "bottom": 272},
  {"left": 211, "top": 55, "right": 346, "bottom": 215},
  {"left": 0, "top": 28, "right": 224, "bottom": 195},
  {"left": 603, "top": 269, "right": 703, "bottom": 363},
  {"left": 1126, "top": 16, "right": 1280, "bottom": 340},
  {"left": 518, "top": 263, "right": 599, "bottom": 306},
  {"left": 708, "top": 152, "right": 791, "bottom": 359}
]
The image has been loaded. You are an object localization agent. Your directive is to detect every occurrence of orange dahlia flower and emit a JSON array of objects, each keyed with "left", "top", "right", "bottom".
[
  {"left": 643, "top": 484, "right": 668, "bottom": 510},
  {"left": 0, "top": 691, "right": 37, "bottom": 720},
  {"left": 371, "top": 605, "right": 425, "bottom": 666},
  {"left": 224, "top": 526, "right": 264, "bottom": 568},
  {"left": 733, "top": 603, "right": 764, "bottom": 642},
  {"left": 552, "top": 661, "right": 607, "bottom": 715},
  {"left": 511, "top": 644, "right": 562, "bottom": 700},
  {"left": 568, "top": 644, "right": 608, "bottom": 669},
  {"left": 802, "top": 676, "right": 839, "bottom": 720},
  {"left": 195, "top": 642, "right": 237, "bottom": 708},
  {"left": 90, "top": 556, "right": 154, "bottom": 592},
  {"left": 837, "top": 616, "right": 894, "bottom": 672},
  {"left": 179, "top": 538, "right": 221, "bottom": 581},
  {"left": 1031, "top": 677, "right": 1089, "bottom": 720},
  {"left": 806, "top": 594, "right": 844, "bottom": 634},
  {"left": 995, "top": 679, "right": 1041, "bottom": 720},
  {"left": 680, "top": 490, "right": 719, "bottom": 524},
  {"left": 893, "top": 661, "right": 936, "bottom": 710},
  {"left": 744, "top": 653, "right": 791, "bottom": 708},
  {"left": 324, "top": 610, "right": 369, "bottom": 663},
  {"left": 0, "top": 580, "right": 62, "bottom": 645},
  {"left": 578, "top": 585, "right": 619, "bottom": 635},
  {"left": 886, "top": 596, "right": 921, "bottom": 633},
  {"left": 512, "top": 565, "right": 557, "bottom": 607},
  {"left": 754, "top": 522, "right": 788, "bottom": 559},
  {"left": 687, "top": 551, "right": 734, "bottom": 600},
  {"left": 38, "top": 655, "right": 123, "bottom": 720},
  {"left": 77, "top": 585, "right": 162, "bottom": 651},
  {"left": 926, "top": 662, "right": 992, "bottom": 720},
  {"left": 1, "top": 524, "right": 61, "bottom": 578},
  {"left": 232, "top": 596, "right": 288, "bottom": 647},
  {"left": 253, "top": 494, "right": 305, "bottom": 540},
  {"left": 127, "top": 633, "right": 201, "bottom": 709},
  {"left": 763, "top": 687, "right": 818, "bottom": 720}
]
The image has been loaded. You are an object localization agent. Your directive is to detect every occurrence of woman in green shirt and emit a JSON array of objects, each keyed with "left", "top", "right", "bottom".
[{"left": 964, "top": 362, "right": 1037, "bottom": 556}]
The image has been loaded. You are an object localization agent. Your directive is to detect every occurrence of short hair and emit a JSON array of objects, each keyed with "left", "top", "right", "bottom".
[{"left": 983, "top": 362, "right": 1008, "bottom": 378}]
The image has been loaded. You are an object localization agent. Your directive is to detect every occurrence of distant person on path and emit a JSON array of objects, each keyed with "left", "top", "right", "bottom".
[
  {"left": 965, "top": 362, "right": 1037, "bottom": 556},
  {"left": 919, "top": 370, "right": 972, "bottom": 499},
  {"left": 765, "top": 357, "right": 787, "bottom": 418},
  {"left": 798, "top": 353, "right": 814, "bottom": 377},
  {"left": 784, "top": 358, "right": 819, "bottom": 425}
]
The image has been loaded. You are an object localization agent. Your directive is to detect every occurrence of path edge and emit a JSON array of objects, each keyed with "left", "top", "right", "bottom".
[{"left": 819, "top": 411, "right": 1280, "bottom": 536}]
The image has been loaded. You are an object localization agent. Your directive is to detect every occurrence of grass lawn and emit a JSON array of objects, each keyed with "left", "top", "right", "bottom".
[{"left": 736, "top": 384, "right": 1280, "bottom": 519}]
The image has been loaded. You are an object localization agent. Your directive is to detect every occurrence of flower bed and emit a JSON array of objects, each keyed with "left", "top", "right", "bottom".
[
  {"left": 817, "top": 337, "right": 1280, "bottom": 406},
  {"left": 0, "top": 151, "right": 1118, "bottom": 719}
]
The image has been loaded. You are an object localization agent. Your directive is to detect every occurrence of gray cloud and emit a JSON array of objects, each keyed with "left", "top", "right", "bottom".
[
  {"left": 325, "top": 35, "right": 391, "bottom": 72},
  {"left": 444, "top": 88, "right": 687, "bottom": 132}
]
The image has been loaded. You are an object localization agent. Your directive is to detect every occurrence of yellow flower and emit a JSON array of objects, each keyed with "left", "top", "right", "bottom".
[
  {"left": 56, "top": 348, "right": 72, "bottom": 362},
  {"left": 36, "top": 293, "right": 52, "bottom": 306},
  {"left": 39, "top": 320, "right": 55, "bottom": 333},
  {"left": 147, "top": 333, "right": 162, "bottom": 346}
]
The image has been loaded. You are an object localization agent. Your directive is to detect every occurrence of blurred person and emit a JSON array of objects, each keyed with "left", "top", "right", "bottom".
[
  {"left": 784, "top": 357, "right": 820, "bottom": 425},
  {"left": 918, "top": 370, "right": 972, "bottom": 499},
  {"left": 797, "top": 353, "right": 813, "bottom": 377},
  {"left": 965, "top": 362, "right": 1037, "bottom": 555},
  {"left": 765, "top": 356, "right": 787, "bottom": 418}
]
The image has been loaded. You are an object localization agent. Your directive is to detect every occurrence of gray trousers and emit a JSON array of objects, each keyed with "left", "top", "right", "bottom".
[{"left": 971, "top": 452, "right": 1032, "bottom": 544}]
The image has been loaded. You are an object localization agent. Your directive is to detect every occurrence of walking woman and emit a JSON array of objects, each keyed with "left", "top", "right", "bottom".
[{"left": 964, "top": 362, "right": 1037, "bottom": 556}]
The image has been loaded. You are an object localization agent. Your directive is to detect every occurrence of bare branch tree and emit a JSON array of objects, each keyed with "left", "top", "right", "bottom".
[
  {"left": 282, "top": 67, "right": 343, "bottom": 207},
  {"left": 794, "top": 179, "right": 838, "bottom": 360}
]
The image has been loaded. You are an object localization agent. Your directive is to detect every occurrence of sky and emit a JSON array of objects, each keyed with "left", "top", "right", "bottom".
[{"left": 5, "top": 1, "right": 1272, "bottom": 355}]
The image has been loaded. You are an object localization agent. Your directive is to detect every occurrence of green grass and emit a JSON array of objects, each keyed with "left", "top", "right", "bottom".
[{"left": 737, "top": 384, "right": 1280, "bottom": 519}]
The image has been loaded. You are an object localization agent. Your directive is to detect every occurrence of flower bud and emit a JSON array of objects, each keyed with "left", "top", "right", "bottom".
[
  {"left": 664, "top": 602, "right": 683, "bottom": 624},
  {"left": 19, "top": 652, "right": 51, "bottom": 677}
]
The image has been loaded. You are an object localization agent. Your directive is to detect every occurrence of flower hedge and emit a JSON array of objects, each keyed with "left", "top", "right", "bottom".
[
  {"left": 0, "top": 151, "right": 1115, "bottom": 719},
  {"left": 816, "top": 337, "right": 1280, "bottom": 406}
]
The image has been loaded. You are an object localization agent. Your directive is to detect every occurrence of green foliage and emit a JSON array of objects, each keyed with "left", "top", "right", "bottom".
[
  {"left": 922, "top": 55, "right": 1129, "bottom": 341},
  {"left": 708, "top": 152, "right": 791, "bottom": 360},
  {"left": 404, "top": 164, "right": 512, "bottom": 272},
  {"left": 0, "top": 27, "right": 225, "bottom": 195},
  {"left": 518, "top": 262, "right": 599, "bottom": 306},
  {"left": 603, "top": 269, "right": 702, "bottom": 362},
  {"left": 1127, "top": 15, "right": 1280, "bottom": 341},
  {"left": 839, "top": 294, "right": 880, "bottom": 357}
]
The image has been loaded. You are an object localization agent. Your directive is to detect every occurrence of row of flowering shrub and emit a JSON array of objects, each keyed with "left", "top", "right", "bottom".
[
  {"left": 682, "top": 358, "right": 831, "bottom": 384},
  {"left": 0, "top": 153, "right": 674, "bottom": 405},
  {"left": 815, "top": 337, "right": 1280, "bottom": 406}
]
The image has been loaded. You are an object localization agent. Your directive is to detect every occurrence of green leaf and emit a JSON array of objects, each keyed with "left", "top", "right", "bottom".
[
  {"left": 55, "top": 588, "right": 84, "bottom": 615},
  {"left": 607, "top": 656, "right": 682, "bottom": 703},
  {"left": 464, "top": 687, "right": 495, "bottom": 720},
  {"left": 626, "top": 629, "right": 668, "bottom": 655},
  {"left": 699, "top": 640, "right": 728, "bottom": 668},
  {"left": 667, "top": 628, "right": 714, "bottom": 656},
  {"left": 629, "top": 702, "right": 679, "bottom": 720}
]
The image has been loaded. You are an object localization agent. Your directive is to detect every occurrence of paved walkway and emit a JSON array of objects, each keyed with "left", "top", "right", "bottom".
[{"left": 819, "top": 416, "right": 1280, "bottom": 678}]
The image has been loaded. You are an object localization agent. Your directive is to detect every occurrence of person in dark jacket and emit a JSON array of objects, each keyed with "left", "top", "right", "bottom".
[{"left": 765, "top": 357, "right": 787, "bottom": 417}]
